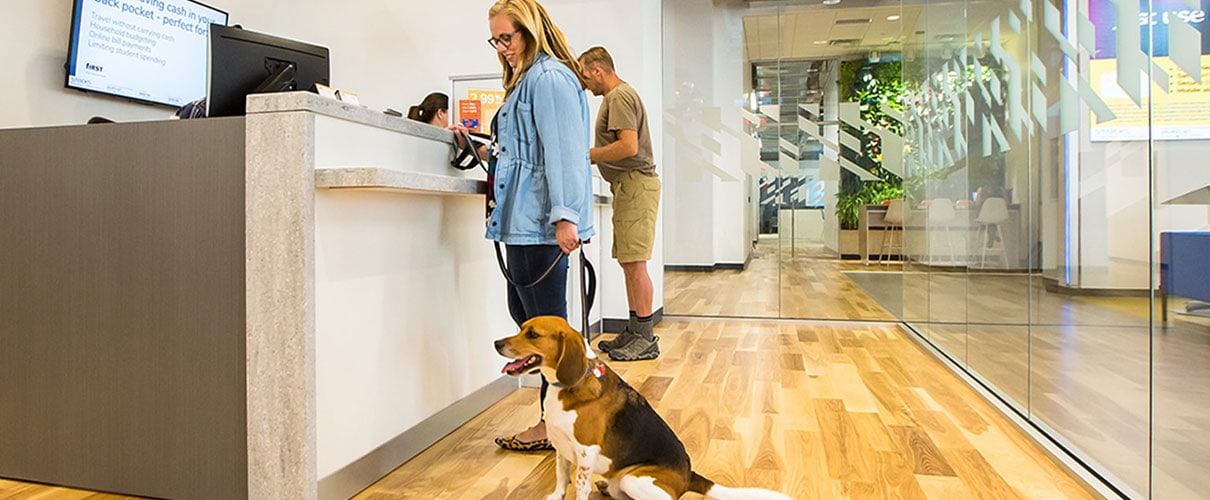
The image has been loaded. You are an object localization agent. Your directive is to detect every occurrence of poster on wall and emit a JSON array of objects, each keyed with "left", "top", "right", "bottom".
[
  {"left": 1089, "top": 0, "right": 1210, "bottom": 141},
  {"left": 459, "top": 100, "right": 481, "bottom": 131},
  {"left": 451, "top": 74, "right": 504, "bottom": 134}
]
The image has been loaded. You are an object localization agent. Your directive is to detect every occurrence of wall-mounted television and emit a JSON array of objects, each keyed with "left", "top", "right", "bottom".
[
  {"left": 1088, "top": 0, "right": 1210, "bottom": 142},
  {"left": 65, "top": 0, "right": 228, "bottom": 108}
]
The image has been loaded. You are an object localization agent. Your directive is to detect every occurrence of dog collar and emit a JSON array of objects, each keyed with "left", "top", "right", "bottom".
[{"left": 550, "top": 362, "right": 604, "bottom": 388}]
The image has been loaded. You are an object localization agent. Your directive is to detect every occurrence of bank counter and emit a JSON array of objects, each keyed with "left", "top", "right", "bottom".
[{"left": 0, "top": 92, "right": 610, "bottom": 500}]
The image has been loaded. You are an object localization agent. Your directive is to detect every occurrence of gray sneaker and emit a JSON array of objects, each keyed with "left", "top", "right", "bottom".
[
  {"left": 597, "top": 328, "right": 636, "bottom": 353},
  {"left": 608, "top": 335, "right": 660, "bottom": 361}
]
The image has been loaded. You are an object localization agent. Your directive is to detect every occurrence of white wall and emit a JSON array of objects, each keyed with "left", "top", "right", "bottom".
[
  {"left": 1076, "top": 133, "right": 1210, "bottom": 289},
  {"left": 663, "top": 0, "right": 751, "bottom": 267},
  {"left": 822, "top": 61, "right": 842, "bottom": 252}
]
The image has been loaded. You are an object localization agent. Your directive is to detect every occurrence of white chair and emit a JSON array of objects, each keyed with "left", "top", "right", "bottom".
[
  {"left": 877, "top": 199, "right": 905, "bottom": 265},
  {"left": 974, "top": 197, "right": 1009, "bottom": 268},
  {"left": 928, "top": 198, "right": 958, "bottom": 264}
]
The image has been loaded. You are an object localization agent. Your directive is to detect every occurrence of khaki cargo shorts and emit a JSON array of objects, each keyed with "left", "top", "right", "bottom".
[{"left": 609, "top": 170, "right": 661, "bottom": 263}]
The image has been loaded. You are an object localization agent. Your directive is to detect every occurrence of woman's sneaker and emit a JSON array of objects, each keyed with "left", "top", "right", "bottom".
[
  {"left": 608, "top": 335, "right": 660, "bottom": 361},
  {"left": 597, "top": 328, "right": 635, "bottom": 353}
]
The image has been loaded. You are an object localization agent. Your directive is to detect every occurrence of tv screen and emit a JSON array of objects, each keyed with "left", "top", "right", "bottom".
[
  {"left": 1088, "top": 0, "right": 1210, "bottom": 142},
  {"left": 65, "top": 0, "right": 228, "bottom": 108}
]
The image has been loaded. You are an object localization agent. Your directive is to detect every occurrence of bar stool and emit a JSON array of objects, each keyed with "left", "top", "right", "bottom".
[
  {"left": 928, "top": 198, "right": 958, "bottom": 264},
  {"left": 975, "top": 197, "right": 1009, "bottom": 268},
  {"left": 877, "top": 199, "right": 905, "bottom": 264}
]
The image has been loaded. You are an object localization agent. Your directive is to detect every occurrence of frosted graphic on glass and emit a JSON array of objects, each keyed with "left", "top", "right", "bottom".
[
  {"left": 1170, "top": 18, "right": 1204, "bottom": 83},
  {"left": 1080, "top": 13, "right": 1098, "bottom": 51},
  {"left": 1046, "top": 2, "right": 1078, "bottom": 56},
  {"left": 1113, "top": 0, "right": 1148, "bottom": 104}
]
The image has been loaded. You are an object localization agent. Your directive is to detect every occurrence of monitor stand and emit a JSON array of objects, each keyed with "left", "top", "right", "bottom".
[{"left": 253, "top": 58, "right": 298, "bottom": 94}]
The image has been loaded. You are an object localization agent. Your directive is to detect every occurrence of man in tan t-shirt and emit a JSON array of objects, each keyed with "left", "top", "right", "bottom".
[{"left": 579, "top": 46, "right": 661, "bottom": 361}]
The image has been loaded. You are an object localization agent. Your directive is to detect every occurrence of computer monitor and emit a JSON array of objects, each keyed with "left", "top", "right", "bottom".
[{"left": 207, "top": 25, "right": 330, "bottom": 117}]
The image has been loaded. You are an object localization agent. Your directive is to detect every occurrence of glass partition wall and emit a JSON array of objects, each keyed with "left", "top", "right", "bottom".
[
  {"left": 662, "top": 0, "right": 911, "bottom": 321},
  {"left": 898, "top": 0, "right": 1209, "bottom": 496},
  {"left": 663, "top": 0, "right": 1210, "bottom": 497}
]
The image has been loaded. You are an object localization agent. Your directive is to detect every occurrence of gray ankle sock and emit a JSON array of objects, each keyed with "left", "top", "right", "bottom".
[
  {"left": 627, "top": 311, "right": 637, "bottom": 333},
  {"left": 634, "top": 315, "right": 654, "bottom": 342}
]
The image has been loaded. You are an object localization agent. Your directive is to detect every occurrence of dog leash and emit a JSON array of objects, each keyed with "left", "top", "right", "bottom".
[
  {"left": 493, "top": 241, "right": 596, "bottom": 341},
  {"left": 493, "top": 241, "right": 565, "bottom": 289}
]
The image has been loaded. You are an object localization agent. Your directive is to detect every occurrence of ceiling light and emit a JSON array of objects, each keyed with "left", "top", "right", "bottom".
[
  {"left": 887, "top": 15, "right": 901, "bottom": 21},
  {"left": 813, "top": 40, "right": 829, "bottom": 45},
  {"left": 823, "top": 0, "right": 840, "bottom": 5}
]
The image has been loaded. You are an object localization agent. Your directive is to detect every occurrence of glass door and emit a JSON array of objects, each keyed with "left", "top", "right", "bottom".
[{"left": 773, "top": 1, "right": 908, "bottom": 322}]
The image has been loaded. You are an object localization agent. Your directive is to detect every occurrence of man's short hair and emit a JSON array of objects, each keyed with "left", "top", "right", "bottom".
[{"left": 579, "top": 46, "right": 615, "bottom": 73}]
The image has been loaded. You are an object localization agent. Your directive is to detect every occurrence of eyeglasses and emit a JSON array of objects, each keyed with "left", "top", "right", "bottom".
[{"left": 488, "top": 30, "right": 521, "bottom": 50}]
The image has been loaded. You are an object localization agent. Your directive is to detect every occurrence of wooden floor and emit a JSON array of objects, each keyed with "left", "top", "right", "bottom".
[
  {"left": 666, "top": 243, "right": 1210, "bottom": 497},
  {"left": 0, "top": 479, "right": 136, "bottom": 499},
  {"left": 665, "top": 241, "right": 898, "bottom": 321},
  {"left": 19, "top": 239, "right": 1207, "bottom": 498},
  {"left": 1, "top": 318, "right": 1098, "bottom": 499},
  {"left": 355, "top": 318, "right": 1092, "bottom": 499}
]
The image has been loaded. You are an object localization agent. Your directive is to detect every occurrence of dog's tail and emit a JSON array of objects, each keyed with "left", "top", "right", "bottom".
[{"left": 688, "top": 471, "right": 792, "bottom": 500}]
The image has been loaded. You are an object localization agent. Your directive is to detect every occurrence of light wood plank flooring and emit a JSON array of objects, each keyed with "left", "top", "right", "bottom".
[
  {"left": 665, "top": 243, "right": 898, "bottom": 321},
  {"left": 665, "top": 236, "right": 1210, "bottom": 497},
  {"left": 0, "top": 479, "right": 135, "bottom": 499},
  {"left": 355, "top": 318, "right": 1092, "bottom": 499},
  {"left": 0, "top": 318, "right": 1095, "bottom": 499}
]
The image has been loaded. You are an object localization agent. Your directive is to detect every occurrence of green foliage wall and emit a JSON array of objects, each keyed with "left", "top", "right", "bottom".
[{"left": 835, "top": 58, "right": 907, "bottom": 230}]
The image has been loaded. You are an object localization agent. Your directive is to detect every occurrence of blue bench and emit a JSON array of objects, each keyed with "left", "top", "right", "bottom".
[{"left": 1160, "top": 231, "right": 1210, "bottom": 320}]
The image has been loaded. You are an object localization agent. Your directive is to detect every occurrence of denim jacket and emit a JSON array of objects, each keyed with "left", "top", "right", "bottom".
[{"left": 485, "top": 54, "right": 595, "bottom": 245}]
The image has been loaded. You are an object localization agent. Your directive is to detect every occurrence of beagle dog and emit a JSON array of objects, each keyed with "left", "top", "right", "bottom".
[{"left": 495, "top": 316, "right": 792, "bottom": 500}]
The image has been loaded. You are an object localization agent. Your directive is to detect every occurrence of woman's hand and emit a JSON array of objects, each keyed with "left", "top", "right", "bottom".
[
  {"left": 555, "top": 220, "right": 580, "bottom": 254},
  {"left": 447, "top": 124, "right": 470, "bottom": 148}
]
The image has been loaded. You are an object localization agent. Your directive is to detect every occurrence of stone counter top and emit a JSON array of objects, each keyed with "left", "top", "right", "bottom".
[
  {"left": 248, "top": 93, "right": 612, "bottom": 204},
  {"left": 315, "top": 168, "right": 485, "bottom": 195},
  {"left": 315, "top": 167, "right": 612, "bottom": 204},
  {"left": 247, "top": 92, "right": 453, "bottom": 143}
]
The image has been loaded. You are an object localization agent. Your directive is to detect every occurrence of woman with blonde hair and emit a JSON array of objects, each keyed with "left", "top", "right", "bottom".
[{"left": 482, "top": 0, "right": 594, "bottom": 452}]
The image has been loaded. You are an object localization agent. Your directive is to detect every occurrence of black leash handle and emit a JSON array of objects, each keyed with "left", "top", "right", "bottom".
[
  {"left": 451, "top": 128, "right": 489, "bottom": 173},
  {"left": 579, "top": 249, "right": 596, "bottom": 342}
]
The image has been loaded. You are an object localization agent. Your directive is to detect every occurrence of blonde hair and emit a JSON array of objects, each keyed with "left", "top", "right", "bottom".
[{"left": 489, "top": 0, "right": 587, "bottom": 95}]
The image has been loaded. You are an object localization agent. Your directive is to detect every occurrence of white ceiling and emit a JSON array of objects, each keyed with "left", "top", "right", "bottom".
[
  {"left": 744, "top": 1, "right": 1008, "bottom": 61},
  {"left": 745, "top": 5, "right": 923, "bottom": 60}
]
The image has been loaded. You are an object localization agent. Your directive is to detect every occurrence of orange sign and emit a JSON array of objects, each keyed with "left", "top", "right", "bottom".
[
  {"left": 459, "top": 99, "right": 482, "bottom": 132},
  {"left": 468, "top": 88, "right": 506, "bottom": 133}
]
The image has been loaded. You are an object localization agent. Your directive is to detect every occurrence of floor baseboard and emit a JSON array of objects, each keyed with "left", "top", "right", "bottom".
[
  {"left": 601, "top": 307, "right": 665, "bottom": 334},
  {"left": 317, "top": 377, "right": 517, "bottom": 500}
]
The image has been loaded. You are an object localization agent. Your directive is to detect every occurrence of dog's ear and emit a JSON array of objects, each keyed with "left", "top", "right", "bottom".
[{"left": 555, "top": 326, "right": 589, "bottom": 387}]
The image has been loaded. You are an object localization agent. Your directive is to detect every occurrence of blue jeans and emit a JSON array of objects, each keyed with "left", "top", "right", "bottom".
[{"left": 504, "top": 244, "right": 568, "bottom": 417}]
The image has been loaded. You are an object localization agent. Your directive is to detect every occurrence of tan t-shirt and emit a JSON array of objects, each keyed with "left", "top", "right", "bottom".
[{"left": 595, "top": 82, "right": 656, "bottom": 183}]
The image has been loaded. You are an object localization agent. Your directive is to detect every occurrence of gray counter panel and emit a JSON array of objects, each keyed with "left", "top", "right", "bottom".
[{"left": 0, "top": 118, "right": 248, "bottom": 499}]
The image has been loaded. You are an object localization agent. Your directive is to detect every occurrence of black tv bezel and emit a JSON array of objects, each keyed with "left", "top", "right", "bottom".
[{"left": 64, "top": 0, "right": 229, "bottom": 108}]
